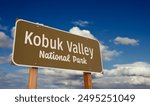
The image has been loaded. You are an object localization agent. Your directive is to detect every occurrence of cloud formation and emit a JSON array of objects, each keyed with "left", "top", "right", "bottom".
[
  {"left": 114, "top": 36, "right": 139, "bottom": 46},
  {"left": 100, "top": 44, "right": 120, "bottom": 61},
  {"left": 0, "top": 54, "right": 11, "bottom": 64},
  {"left": 95, "top": 61, "right": 150, "bottom": 88},
  {"left": 11, "top": 26, "right": 15, "bottom": 38},
  {"left": 0, "top": 69, "right": 28, "bottom": 89},
  {"left": 29, "top": 62, "right": 150, "bottom": 89},
  {"left": 0, "top": 61, "right": 150, "bottom": 89},
  {"left": 72, "top": 20, "right": 89, "bottom": 27},
  {"left": 24, "top": 61, "right": 150, "bottom": 89},
  {"left": 0, "top": 31, "right": 13, "bottom": 48},
  {"left": 69, "top": 26, "right": 95, "bottom": 39},
  {"left": 0, "top": 68, "right": 84, "bottom": 89},
  {"left": 105, "top": 62, "right": 150, "bottom": 77},
  {"left": 93, "top": 76, "right": 150, "bottom": 89}
]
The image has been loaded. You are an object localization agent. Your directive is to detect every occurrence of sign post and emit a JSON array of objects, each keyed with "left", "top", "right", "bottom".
[
  {"left": 28, "top": 67, "right": 38, "bottom": 89},
  {"left": 84, "top": 72, "right": 92, "bottom": 89}
]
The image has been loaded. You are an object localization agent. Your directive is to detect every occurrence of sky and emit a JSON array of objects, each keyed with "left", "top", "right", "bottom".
[{"left": 0, "top": 0, "right": 150, "bottom": 89}]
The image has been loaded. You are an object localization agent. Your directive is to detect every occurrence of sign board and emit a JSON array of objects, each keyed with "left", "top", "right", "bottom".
[{"left": 12, "top": 19, "right": 102, "bottom": 73}]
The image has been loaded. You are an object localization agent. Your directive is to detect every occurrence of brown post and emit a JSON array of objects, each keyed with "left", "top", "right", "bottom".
[
  {"left": 28, "top": 67, "right": 38, "bottom": 89},
  {"left": 84, "top": 72, "right": 92, "bottom": 89}
]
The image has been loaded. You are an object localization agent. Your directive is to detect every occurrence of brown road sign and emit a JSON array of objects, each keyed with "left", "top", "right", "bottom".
[{"left": 12, "top": 19, "right": 103, "bottom": 73}]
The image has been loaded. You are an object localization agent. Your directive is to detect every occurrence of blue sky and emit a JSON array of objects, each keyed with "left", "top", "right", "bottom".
[{"left": 0, "top": 0, "right": 150, "bottom": 89}]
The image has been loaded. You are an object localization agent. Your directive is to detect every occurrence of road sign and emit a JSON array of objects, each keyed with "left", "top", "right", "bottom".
[{"left": 12, "top": 19, "right": 102, "bottom": 73}]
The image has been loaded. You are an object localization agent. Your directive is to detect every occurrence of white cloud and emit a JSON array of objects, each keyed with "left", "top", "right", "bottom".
[
  {"left": 34, "top": 62, "right": 150, "bottom": 88},
  {"left": 0, "top": 31, "right": 13, "bottom": 48},
  {"left": 72, "top": 20, "right": 89, "bottom": 27},
  {"left": 100, "top": 43, "right": 121, "bottom": 61},
  {"left": 105, "top": 62, "right": 150, "bottom": 77},
  {"left": 1, "top": 61, "right": 150, "bottom": 88},
  {"left": 0, "top": 69, "right": 27, "bottom": 88},
  {"left": 37, "top": 68, "right": 83, "bottom": 88},
  {"left": 69, "top": 26, "right": 95, "bottom": 39},
  {"left": 93, "top": 75, "right": 150, "bottom": 89},
  {"left": 114, "top": 36, "right": 139, "bottom": 46},
  {"left": 38, "top": 68, "right": 83, "bottom": 76},
  {"left": 94, "top": 61, "right": 150, "bottom": 88},
  {"left": 11, "top": 26, "right": 15, "bottom": 38},
  {"left": 0, "top": 54, "right": 11, "bottom": 64},
  {"left": 16, "top": 68, "right": 83, "bottom": 89}
]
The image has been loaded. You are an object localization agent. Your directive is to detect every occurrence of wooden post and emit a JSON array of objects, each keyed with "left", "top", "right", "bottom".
[
  {"left": 28, "top": 67, "right": 38, "bottom": 89},
  {"left": 84, "top": 72, "right": 92, "bottom": 89}
]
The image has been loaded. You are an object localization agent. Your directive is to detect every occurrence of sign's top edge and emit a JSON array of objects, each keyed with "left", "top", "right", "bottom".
[{"left": 15, "top": 18, "right": 101, "bottom": 44}]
